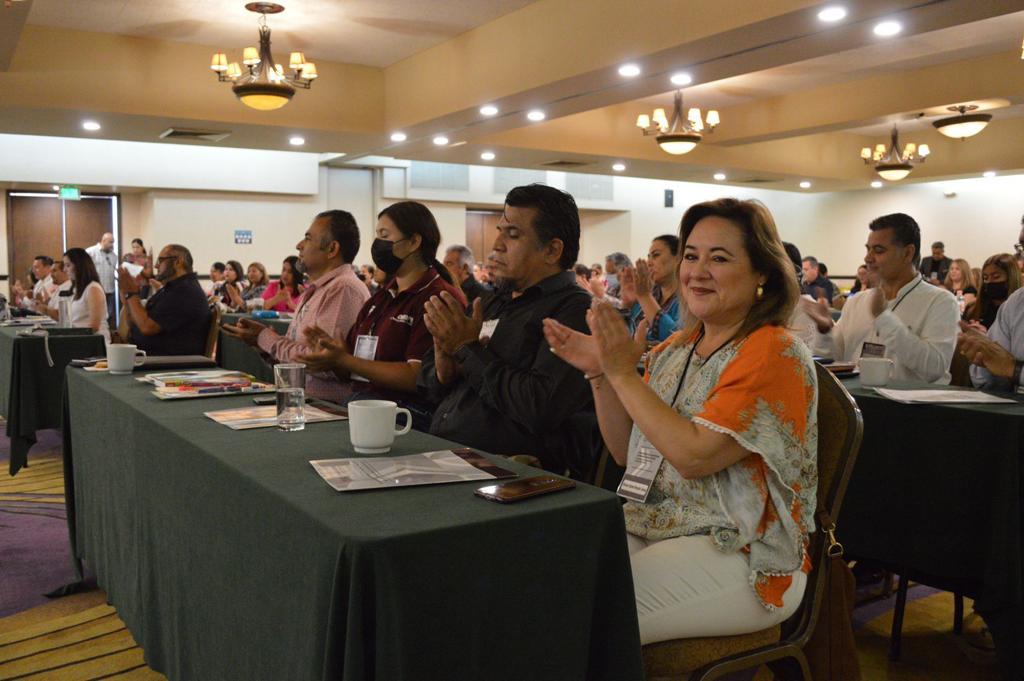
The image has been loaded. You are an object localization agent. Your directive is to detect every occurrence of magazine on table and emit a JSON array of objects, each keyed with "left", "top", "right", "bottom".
[
  {"left": 310, "top": 448, "right": 516, "bottom": 492},
  {"left": 872, "top": 387, "right": 1018, "bottom": 405},
  {"left": 205, "top": 403, "right": 347, "bottom": 430},
  {"left": 140, "top": 369, "right": 255, "bottom": 387}
]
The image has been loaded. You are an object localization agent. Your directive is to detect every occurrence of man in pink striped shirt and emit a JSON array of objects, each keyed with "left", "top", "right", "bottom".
[{"left": 222, "top": 210, "right": 370, "bottom": 403}]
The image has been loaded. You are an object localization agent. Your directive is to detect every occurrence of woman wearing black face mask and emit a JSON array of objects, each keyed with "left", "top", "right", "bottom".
[
  {"left": 964, "top": 253, "right": 1021, "bottom": 331},
  {"left": 298, "top": 201, "right": 465, "bottom": 429}
]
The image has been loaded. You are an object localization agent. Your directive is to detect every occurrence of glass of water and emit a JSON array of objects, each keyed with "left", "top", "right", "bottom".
[{"left": 274, "top": 363, "right": 306, "bottom": 431}]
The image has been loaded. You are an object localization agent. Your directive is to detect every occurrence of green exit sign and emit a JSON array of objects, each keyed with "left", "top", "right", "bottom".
[{"left": 58, "top": 186, "right": 81, "bottom": 201}]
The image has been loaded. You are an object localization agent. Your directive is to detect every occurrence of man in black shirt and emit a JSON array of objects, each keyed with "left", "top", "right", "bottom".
[
  {"left": 442, "top": 244, "right": 491, "bottom": 310},
  {"left": 419, "top": 184, "right": 596, "bottom": 479},
  {"left": 118, "top": 244, "right": 211, "bottom": 355},
  {"left": 801, "top": 255, "right": 835, "bottom": 304}
]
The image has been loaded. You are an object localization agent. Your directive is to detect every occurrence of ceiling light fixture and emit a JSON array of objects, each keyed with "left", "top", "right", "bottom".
[
  {"left": 817, "top": 6, "right": 847, "bottom": 22},
  {"left": 871, "top": 181, "right": 883, "bottom": 188},
  {"left": 860, "top": 124, "right": 929, "bottom": 181},
  {"left": 210, "top": 3, "right": 318, "bottom": 111},
  {"left": 983, "top": 170, "right": 997, "bottom": 178},
  {"left": 390, "top": 132, "right": 407, "bottom": 142},
  {"left": 289, "top": 136, "right": 305, "bottom": 146},
  {"left": 612, "top": 163, "right": 626, "bottom": 172},
  {"left": 82, "top": 120, "right": 101, "bottom": 131},
  {"left": 618, "top": 64, "right": 641, "bottom": 78},
  {"left": 932, "top": 105, "right": 992, "bottom": 140},
  {"left": 479, "top": 105, "right": 499, "bottom": 116},
  {"left": 670, "top": 72, "right": 692, "bottom": 86},
  {"left": 636, "top": 90, "right": 719, "bottom": 155},
  {"left": 873, "top": 20, "right": 902, "bottom": 37},
  {"left": 799, "top": 181, "right": 812, "bottom": 189},
  {"left": 713, "top": 173, "right": 726, "bottom": 181},
  {"left": 527, "top": 110, "right": 546, "bottom": 122},
  {"left": 432, "top": 136, "right": 449, "bottom": 146},
  {"left": 480, "top": 151, "right": 496, "bottom": 161}
]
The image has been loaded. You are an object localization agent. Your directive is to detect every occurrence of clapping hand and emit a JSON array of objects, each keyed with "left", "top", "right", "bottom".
[
  {"left": 799, "top": 296, "right": 834, "bottom": 333},
  {"left": 634, "top": 259, "right": 654, "bottom": 299},
  {"left": 588, "top": 276, "right": 607, "bottom": 299},
  {"left": 589, "top": 302, "right": 648, "bottom": 380},
  {"left": 118, "top": 266, "right": 141, "bottom": 295},
  {"left": 423, "top": 293, "right": 483, "bottom": 356},
  {"left": 958, "top": 320, "right": 1015, "bottom": 379},
  {"left": 544, "top": 318, "right": 601, "bottom": 377},
  {"left": 619, "top": 266, "right": 638, "bottom": 307},
  {"left": 295, "top": 326, "right": 351, "bottom": 373},
  {"left": 221, "top": 317, "right": 266, "bottom": 346}
]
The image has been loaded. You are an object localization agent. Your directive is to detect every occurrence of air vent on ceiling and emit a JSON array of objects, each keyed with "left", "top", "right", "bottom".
[
  {"left": 159, "top": 128, "right": 231, "bottom": 143},
  {"left": 540, "top": 160, "right": 593, "bottom": 169},
  {"left": 733, "top": 177, "right": 780, "bottom": 184}
]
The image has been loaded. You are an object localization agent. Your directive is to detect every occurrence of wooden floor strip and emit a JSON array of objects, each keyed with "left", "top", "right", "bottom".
[
  {"left": 7, "top": 645, "right": 147, "bottom": 681},
  {"left": 0, "top": 629, "right": 138, "bottom": 678},
  {"left": 0, "top": 615, "right": 123, "bottom": 663},
  {"left": 0, "top": 606, "right": 115, "bottom": 646}
]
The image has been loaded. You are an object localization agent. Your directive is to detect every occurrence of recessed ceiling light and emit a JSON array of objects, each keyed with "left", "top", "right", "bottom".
[
  {"left": 983, "top": 170, "right": 997, "bottom": 178},
  {"left": 390, "top": 132, "right": 407, "bottom": 142},
  {"left": 871, "top": 180, "right": 883, "bottom": 188},
  {"left": 480, "top": 151, "right": 496, "bottom": 161},
  {"left": 873, "top": 20, "right": 902, "bottom": 37},
  {"left": 799, "top": 181, "right": 812, "bottom": 189},
  {"left": 618, "top": 64, "right": 641, "bottom": 78},
  {"left": 82, "top": 120, "right": 101, "bottom": 131},
  {"left": 289, "top": 136, "right": 305, "bottom": 146},
  {"left": 817, "top": 6, "right": 847, "bottom": 22},
  {"left": 52, "top": 185, "right": 60, "bottom": 191},
  {"left": 670, "top": 72, "right": 692, "bottom": 86},
  {"left": 713, "top": 172, "right": 727, "bottom": 181},
  {"left": 432, "top": 135, "right": 449, "bottom": 146},
  {"left": 479, "top": 105, "right": 499, "bottom": 116},
  {"left": 612, "top": 162, "right": 626, "bottom": 172},
  {"left": 527, "top": 110, "right": 546, "bottom": 122}
]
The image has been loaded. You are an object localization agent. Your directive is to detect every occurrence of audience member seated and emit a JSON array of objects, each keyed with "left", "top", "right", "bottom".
[
  {"left": 443, "top": 244, "right": 490, "bottom": 308},
  {"left": 238, "top": 262, "right": 269, "bottom": 309},
  {"left": 59, "top": 248, "right": 111, "bottom": 343},
  {"left": 218, "top": 260, "right": 245, "bottom": 310},
  {"left": 574, "top": 263, "right": 593, "bottom": 291},
  {"left": 11, "top": 256, "right": 55, "bottom": 311},
  {"left": 965, "top": 218, "right": 1024, "bottom": 391},
  {"left": 849, "top": 264, "right": 872, "bottom": 296},
  {"left": 920, "top": 240, "right": 952, "bottom": 284},
  {"left": 801, "top": 255, "right": 834, "bottom": 303},
  {"left": 964, "top": 253, "right": 1020, "bottom": 331},
  {"left": 419, "top": 184, "right": 594, "bottom": 476},
  {"left": 590, "top": 251, "right": 632, "bottom": 305},
  {"left": 943, "top": 258, "right": 977, "bottom": 311},
  {"left": 358, "top": 264, "right": 380, "bottom": 295},
  {"left": 261, "top": 256, "right": 305, "bottom": 312},
  {"left": 119, "top": 245, "right": 210, "bottom": 355},
  {"left": 623, "top": 235, "right": 681, "bottom": 344},
  {"left": 123, "top": 238, "right": 150, "bottom": 269},
  {"left": 223, "top": 211, "right": 369, "bottom": 402},
  {"left": 591, "top": 262, "right": 604, "bottom": 280},
  {"left": 206, "top": 261, "right": 226, "bottom": 297},
  {"left": 296, "top": 201, "right": 463, "bottom": 426},
  {"left": 544, "top": 197, "right": 816, "bottom": 644},
  {"left": 783, "top": 242, "right": 816, "bottom": 348},
  {"left": 803, "top": 213, "right": 959, "bottom": 383}
]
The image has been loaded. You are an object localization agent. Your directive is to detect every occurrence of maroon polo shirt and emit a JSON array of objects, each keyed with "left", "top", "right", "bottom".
[{"left": 346, "top": 266, "right": 465, "bottom": 401}]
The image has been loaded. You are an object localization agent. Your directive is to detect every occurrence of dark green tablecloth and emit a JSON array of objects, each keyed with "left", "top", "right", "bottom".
[
  {"left": 63, "top": 368, "right": 642, "bottom": 681},
  {"left": 218, "top": 313, "right": 292, "bottom": 383},
  {"left": 0, "top": 326, "right": 105, "bottom": 475},
  {"left": 838, "top": 378, "right": 1023, "bottom": 679}
]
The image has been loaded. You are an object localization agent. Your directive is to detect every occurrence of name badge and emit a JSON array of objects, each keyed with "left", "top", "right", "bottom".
[
  {"left": 616, "top": 435, "right": 664, "bottom": 503},
  {"left": 861, "top": 341, "right": 886, "bottom": 359},
  {"left": 480, "top": 318, "right": 499, "bottom": 340},
  {"left": 352, "top": 334, "right": 378, "bottom": 383}
]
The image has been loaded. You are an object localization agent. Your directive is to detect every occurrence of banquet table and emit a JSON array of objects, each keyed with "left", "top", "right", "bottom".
[
  {"left": 838, "top": 377, "right": 1023, "bottom": 679},
  {"left": 61, "top": 367, "right": 643, "bottom": 681},
  {"left": 0, "top": 325, "right": 104, "bottom": 475},
  {"left": 217, "top": 312, "right": 291, "bottom": 383}
]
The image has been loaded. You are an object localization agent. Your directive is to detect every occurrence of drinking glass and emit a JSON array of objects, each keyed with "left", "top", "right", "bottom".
[{"left": 274, "top": 363, "right": 306, "bottom": 431}]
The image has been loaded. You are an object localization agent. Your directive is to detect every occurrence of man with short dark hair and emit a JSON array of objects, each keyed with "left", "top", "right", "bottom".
[
  {"left": 801, "top": 256, "right": 835, "bottom": 303},
  {"left": 804, "top": 213, "right": 959, "bottom": 383},
  {"left": 443, "top": 244, "right": 490, "bottom": 309},
  {"left": 419, "top": 184, "right": 596, "bottom": 478},
  {"left": 119, "top": 244, "right": 211, "bottom": 355},
  {"left": 920, "top": 240, "right": 952, "bottom": 284},
  {"left": 12, "top": 256, "right": 55, "bottom": 311},
  {"left": 223, "top": 210, "right": 369, "bottom": 402}
]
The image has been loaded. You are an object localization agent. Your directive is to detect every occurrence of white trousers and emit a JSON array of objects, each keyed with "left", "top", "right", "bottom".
[{"left": 627, "top": 532, "right": 807, "bottom": 645}]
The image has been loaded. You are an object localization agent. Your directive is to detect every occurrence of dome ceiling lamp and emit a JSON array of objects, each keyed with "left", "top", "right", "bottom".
[
  {"left": 932, "top": 105, "right": 992, "bottom": 140},
  {"left": 636, "top": 90, "right": 719, "bottom": 155},
  {"left": 860, "top": 125, "right": 930, "bottom": 181},
  {"left": 210, "top": 3, "right": 318, "bottom": 111}
]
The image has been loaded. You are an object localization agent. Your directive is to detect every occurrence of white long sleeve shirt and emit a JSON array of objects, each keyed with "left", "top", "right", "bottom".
[{"left": 812, "top": 275, "right": 959, "bottom": 384}]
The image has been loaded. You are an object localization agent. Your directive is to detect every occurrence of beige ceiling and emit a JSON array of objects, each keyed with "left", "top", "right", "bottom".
[{"left": 1, "top": 0, "right": 1024, "bottom": 191}]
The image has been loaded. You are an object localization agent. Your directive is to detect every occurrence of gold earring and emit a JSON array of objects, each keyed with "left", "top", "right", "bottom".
[{"left": 756, "top": 284, "right": 764, "bottom": 300}]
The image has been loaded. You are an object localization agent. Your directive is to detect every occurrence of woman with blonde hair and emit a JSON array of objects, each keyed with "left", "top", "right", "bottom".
[
  {"left": 943, "top": 258, "right": 977, "bottom": 310},
  {"left": 544, "top": 198, "right": 816, "bottom": 644},
  {"left": 965, "top": 253, "right": 1021, "bottom": 330},
  {"left": 239, "top": 262, "right": 269, "bottom": 309}
]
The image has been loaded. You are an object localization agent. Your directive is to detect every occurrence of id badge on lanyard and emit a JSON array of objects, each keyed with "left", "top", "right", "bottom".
[
  {"left": 351, "top": 334, "right": 378, "bottom": 382},
  {"left": 616, "top": 435, "right": 664, "bottom": 503}
]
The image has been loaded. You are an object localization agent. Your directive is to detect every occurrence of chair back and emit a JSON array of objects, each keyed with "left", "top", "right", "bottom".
[
  {"left": 204, "top": 305, "right": 221, "bottom": 359},
  {"left": 782, "top": 363, "right": 863, "bottom": 646}
]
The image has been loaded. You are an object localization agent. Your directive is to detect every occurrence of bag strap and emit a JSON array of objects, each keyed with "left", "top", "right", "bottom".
[{"left": 817, "top": 509, "right": 845, "bottom": 559}]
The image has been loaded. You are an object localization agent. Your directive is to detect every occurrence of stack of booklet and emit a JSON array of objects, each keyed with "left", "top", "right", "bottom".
[{"left": 140, "top": 370, "right": 274, "bottom": 400}]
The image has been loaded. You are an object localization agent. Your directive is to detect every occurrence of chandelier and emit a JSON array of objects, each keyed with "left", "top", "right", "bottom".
[
  {"left": 210, "top": 3, "right": 318, "bottom": 111},
  {"left": 932, "top": 105, "right": 991, "bottom": 140},
  {"left": 860, "top": 125, "right": 930, "bottom": 181},
  {"left": 636, "top": 91, "right": 719, "bottom": 155}
]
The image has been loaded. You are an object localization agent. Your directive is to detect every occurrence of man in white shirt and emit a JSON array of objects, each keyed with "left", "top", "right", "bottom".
[
  {"left": 86, "top": 232, "right": 118, "bottom": 326},
  {"left": 803, "top": 213, "right": 959, "bottom": 384},
  {"left": 12, "top": 256, "right": 55, "bottom": 311}
]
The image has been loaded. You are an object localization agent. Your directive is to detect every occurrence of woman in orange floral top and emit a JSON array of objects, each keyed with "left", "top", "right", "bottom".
[{"left": 545, "top": 198, "right": 817, "bottom": 645}]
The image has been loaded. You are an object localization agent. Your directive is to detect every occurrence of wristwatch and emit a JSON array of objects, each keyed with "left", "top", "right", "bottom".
[{"left": 124, "top": 291, "right": 138, "bottom": 300}]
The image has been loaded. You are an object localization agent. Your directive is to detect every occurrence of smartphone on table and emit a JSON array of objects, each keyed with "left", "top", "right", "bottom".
[{"left": 475, "top": 475, "right": 575, "bottom": 503}]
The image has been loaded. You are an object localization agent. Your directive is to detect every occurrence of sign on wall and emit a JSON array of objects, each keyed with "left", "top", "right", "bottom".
[{"left": 234, "top": 230, "right": 252, "bottom": 245}]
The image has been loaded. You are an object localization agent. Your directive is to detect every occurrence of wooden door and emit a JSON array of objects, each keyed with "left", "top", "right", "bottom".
[
  {"left": 6, "top": 194, "right": 62, "bottom": 290},
  {"left": 465, "top": 210, "right": 501, "bottom": 264},
  {"left": 66, "top": 196, "right": 117, "bottom": 252}
]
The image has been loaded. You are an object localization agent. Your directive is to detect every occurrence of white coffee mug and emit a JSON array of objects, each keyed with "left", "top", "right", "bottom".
[
  {"left": 107, "top": 344, "right": 147, "bottom": 375},
  {"left": 348, "top": 400, "right": 412, "bottom": 454},
  {"left": 859, "top": 357, "right": 894, "bottom": 387}
]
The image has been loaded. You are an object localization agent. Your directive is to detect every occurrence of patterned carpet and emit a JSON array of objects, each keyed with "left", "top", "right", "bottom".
[{"left": 0, "top": 438, "right": 1002, "bottom": 681}]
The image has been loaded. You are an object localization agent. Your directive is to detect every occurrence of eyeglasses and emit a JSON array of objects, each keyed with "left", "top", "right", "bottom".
[{"left": 157, "top": 255, "right": 179, "bottom": 264}]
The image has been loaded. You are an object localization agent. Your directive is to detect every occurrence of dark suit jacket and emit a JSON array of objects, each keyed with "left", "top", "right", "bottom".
[{"left": 920, "top": 256, "right": 952, "bottom": 283}]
